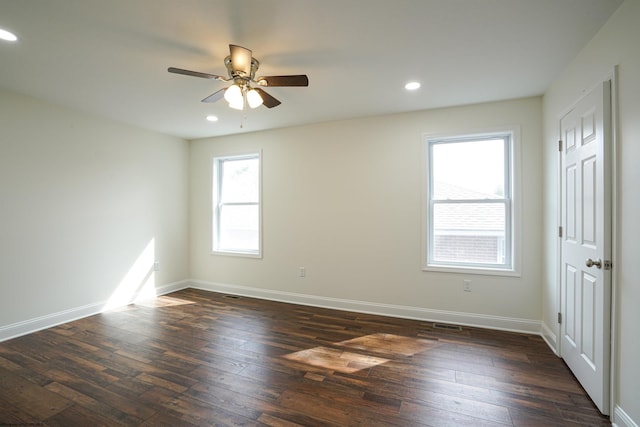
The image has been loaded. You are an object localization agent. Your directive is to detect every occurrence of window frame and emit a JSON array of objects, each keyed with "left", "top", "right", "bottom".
[
  {"left": 422, "top": 128, "right": 521, "bottom": 277},
  {"left": 211, "top": 151, "right": 262, "bottom": 258}
]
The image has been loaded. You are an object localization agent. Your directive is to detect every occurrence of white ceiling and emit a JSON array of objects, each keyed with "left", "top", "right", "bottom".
[{"left": 0, "top": 0, "right": 622, "bottom": 140}]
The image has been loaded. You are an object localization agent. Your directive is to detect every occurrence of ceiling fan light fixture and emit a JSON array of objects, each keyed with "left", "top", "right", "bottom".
[
  {"left": 228, "top": 98, "right": 244, "bottom": 110},
  {"left": 224, "top": 84, "right": 243, "bottom": 105},
  {"left": 247, "top": 89, "right": 263, "bottom": 109},
  {"left": 168, "top": 44, "right": 308, "bottom": 120}
]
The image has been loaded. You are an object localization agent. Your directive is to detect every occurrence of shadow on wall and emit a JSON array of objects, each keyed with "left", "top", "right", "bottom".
[{"left": 102, "top": 238, "right": 157, "bottom": 311}]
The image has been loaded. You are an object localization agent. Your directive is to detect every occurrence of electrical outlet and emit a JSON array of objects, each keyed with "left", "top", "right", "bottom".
[
  {"left": 153, "top": 261, "right": 160, "bottom": 271},
  {"left": 463, "top": 279, "right": 471, "bottom": 292},
  {"left": 299, "top": 267, "right": 306, "bottom": 278}
]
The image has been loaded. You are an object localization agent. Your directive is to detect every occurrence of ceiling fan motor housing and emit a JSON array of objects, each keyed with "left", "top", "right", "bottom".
[{"left": 224, "top": 55, "right": 260, "bottom": 82}]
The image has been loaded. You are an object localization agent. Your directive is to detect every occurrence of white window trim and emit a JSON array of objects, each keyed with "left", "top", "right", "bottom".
[
  {"left": 421, "top": 127, "right": 522, "bottom": 277},
  {"left": 211, "top": 151, "right": 263, "bottom": 258}
]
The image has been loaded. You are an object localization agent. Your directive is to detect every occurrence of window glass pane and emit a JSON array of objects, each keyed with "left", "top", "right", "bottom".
[
  {"left": 218, "top": 204, "right": 259, "bottom": 252},
  {"left": 220, "top": 157, "right": 259, "bottom": 203},
  {"left": 432, "top": 139, "right": 504, "bottom": 200},
  {"left": 432, "top": 202, "right": 506, "bottom": 265}
]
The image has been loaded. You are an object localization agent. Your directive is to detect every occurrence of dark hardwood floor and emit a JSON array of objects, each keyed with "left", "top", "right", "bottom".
[{"left": 0, "top": 288, "right": 610, "bottom": 426}]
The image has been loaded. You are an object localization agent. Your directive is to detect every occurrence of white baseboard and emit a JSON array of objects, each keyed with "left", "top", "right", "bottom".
[
  {"left": 0, "top": 280, "right": 542, "bottom": 342},
  {"left": 614, "top": 405, "right": 638, "bottom": 427},
  {"left": 541, "top": 322, "right": 559, "bottom": 355},
  {"left": 188, "top": 280, "right": 542, "bottom": 335},
  {"left": 0, "top": 280, "right": 189, "bottom": 342},
  {"left": 0, "top": 301, "right": 106, "bottom": 343}
]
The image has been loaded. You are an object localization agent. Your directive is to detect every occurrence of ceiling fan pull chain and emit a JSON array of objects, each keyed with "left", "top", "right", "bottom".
[{"left": 239, "top": 102, "right": 247, "bottom": 129}]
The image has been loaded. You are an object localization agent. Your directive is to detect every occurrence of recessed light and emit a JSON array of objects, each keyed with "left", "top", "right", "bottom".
[
  {"left": 0, "top": 28, "right": 18, "bottom": 42},
  {"left": 405, "top": 81, "right": 421, "bottom": 91},
  {"left": 206, "top": 115, "right": 219, "bottom": 122}
]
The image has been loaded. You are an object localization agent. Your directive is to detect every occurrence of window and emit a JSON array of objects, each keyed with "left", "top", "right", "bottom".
[
  {"left": 212, "top": 153, "right": 261, "bottom": 257},
  {"left": 424, "top": 132, "right": 518, "bottom": 274}
]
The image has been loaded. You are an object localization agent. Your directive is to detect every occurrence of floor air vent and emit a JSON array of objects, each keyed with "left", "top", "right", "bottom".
[
  {"left": 223, "top": 294, "right": 242, "bottom": 299},
  {"left": 433, "top": 323, "right": 463, "bottom": 331}
]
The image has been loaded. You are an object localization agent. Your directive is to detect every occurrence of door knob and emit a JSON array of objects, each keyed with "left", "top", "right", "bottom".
[{"left": 585, "top": 258, "right": 602, "bottom": 269}]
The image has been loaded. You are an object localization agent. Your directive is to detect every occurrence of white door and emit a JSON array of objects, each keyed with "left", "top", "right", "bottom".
[{"left": 560, "top": 81, "right": 612, "bottom": 415}]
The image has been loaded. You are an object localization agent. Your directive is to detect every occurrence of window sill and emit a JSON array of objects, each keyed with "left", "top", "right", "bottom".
[
  {"left": 211, "top": 250, "right": 262, "bottom": 259},
  {"left": 423, "top": 264, "right": 521, "bottom": 277}
]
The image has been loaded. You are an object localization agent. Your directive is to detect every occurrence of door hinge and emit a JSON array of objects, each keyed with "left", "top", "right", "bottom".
[
  {"left": 558, "top": 140, "right": 563, "bottom": 152},
  {"left": 558, "top": 312, "right": 562, "bottom": 324},
  {"left": 558, "top": 226, "right": 563, "bottom": 238}
]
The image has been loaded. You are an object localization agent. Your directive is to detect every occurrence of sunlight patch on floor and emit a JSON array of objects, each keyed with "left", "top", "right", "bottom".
[
  {"left": 283, "top": 346, "right": 390, "bottom": 374},
  {"left": 136, "top": 295, "right": 196, "bottom": 308},
  {"left": 283, "top": 333, "right": 438, "bottom": 374},
  {"left": 336, "top": 333, "right": 438, "bottom": 357}
]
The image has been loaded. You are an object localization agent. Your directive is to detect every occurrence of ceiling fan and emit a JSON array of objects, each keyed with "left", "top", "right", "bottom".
[{"left": 168, "top": 44, "right": 309, "bottom": 111}]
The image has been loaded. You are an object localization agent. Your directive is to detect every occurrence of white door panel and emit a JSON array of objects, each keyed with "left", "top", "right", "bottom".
[{"left": 560, "top": 81, "right": 611, "bottom": 415}]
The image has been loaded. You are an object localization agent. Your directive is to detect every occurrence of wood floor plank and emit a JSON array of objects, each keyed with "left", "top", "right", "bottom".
[
  {"left": 0, "top": 366, "right": 73, "bottom": 420},
  {"left": 403, "top": 374, "right": 564, "bottom": 419},
  {"left": 162, "top": 393, "right": 258, "bottom": 426},
  {"left": 277, "top": 389, "right": 411, "bottom": 426},
  {"left": 0, "top": 288, "right": 610, "bottom": 426},
  {"left": 43, "top": 380, "right": 145, "bottom": 425},
  {"left": 43, "top": 367, "right": 156, "bottom": 421},
  {"left": 44, "top": 404, "right": 132, "bottom": 427},
  {"left": 400, "top": 399, "right": 512, "bottom": 427},
  {"left": 402, "top": 389, "right": 513, "bottom": 425},
  {"left": 257, "top": 412, "right": 307, "bottom": 427},
  {"left": 0, "top": 394, "right": 46, "bottom": 425},
  {"left": 138, "top": 410, "right": 200, "bottom": 427}
]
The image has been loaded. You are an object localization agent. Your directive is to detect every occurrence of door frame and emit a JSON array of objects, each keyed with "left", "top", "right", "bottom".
[{"left": 556, "top": 66, "right": 618, "bottom": 415}]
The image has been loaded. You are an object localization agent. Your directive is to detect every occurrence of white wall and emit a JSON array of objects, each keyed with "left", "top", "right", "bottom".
[
  {"left": 0, "top": 89, "right": 190, "bottom": 337},
  {"left": 542, "top": 0, "right": 640, "bottom": 424},
  {"left": 190, "top": 97, "right": 543, "bottom": 330}
]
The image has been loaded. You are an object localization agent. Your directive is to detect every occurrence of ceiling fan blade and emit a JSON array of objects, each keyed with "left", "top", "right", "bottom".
[
  {"left": 201, "top": 88, "right": 226, "bottom": 103},
  {"left": 229, "top": 44, "right": 253, "bottom": 77},
  {"left": 254, "top": 88, "right": 281, "bottom": 108},
  {"left": 168, "top": 67, "right": 225, "bottom": 80},
  {"left": 257, "top": 75, "right": 309, "bottom": 87}
]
